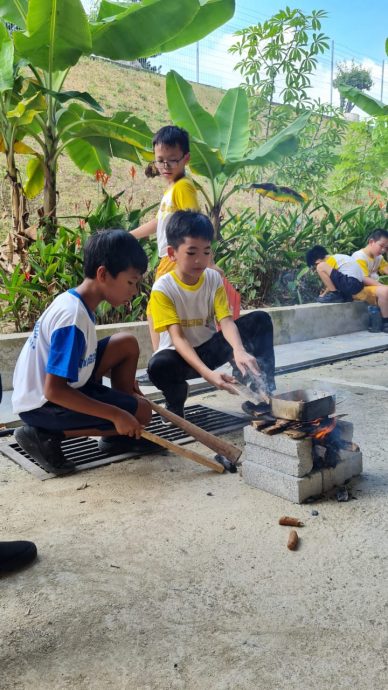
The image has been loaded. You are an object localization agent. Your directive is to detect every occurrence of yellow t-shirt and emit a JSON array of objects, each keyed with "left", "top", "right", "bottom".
[
  {"left": 149, "top": 268, "right": 231, "bottom": 351},
  {"left": 156, "top": 176, "right": 199, "bottom": 257}
]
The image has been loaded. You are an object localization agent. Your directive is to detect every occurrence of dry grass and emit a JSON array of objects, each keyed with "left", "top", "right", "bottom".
[{"left": 0, "top": 57, "right": 260, "bottom": 240}]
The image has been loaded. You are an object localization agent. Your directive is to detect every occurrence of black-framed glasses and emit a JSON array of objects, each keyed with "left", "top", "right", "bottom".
[{"left": 153, "top": 155, "right": 186, "bottom": 170}]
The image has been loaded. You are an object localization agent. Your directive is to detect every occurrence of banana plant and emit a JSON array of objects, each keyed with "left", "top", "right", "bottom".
[
  {"left": 0, "top": 0, "right": 235, "bottom": 240},
  {"left": 166, "top": 70, "right": 310, "bottom": 238}
]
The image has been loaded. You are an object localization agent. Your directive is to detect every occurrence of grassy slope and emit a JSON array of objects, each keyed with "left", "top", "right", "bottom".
[{"left": 0, "top": 57, "right": 260, "bottom": 239}]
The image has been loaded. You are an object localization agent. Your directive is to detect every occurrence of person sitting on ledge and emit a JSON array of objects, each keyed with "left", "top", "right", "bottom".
[
  {"left": 12, "top": 229, "right": 160, "bottom": 476},
  {"left": 306, "top": 245, "right": 364, "bottom": 304},
  {"left": 352, "top": 229, "right": 388, "bottom": 333},
  {"left": 147, "top": 210, "right": 275, "bottom": 418}
]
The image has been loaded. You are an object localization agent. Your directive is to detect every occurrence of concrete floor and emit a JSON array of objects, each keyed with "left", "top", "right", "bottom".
[{"left": 1, "top": 344, "right": 388, "bottom": 689}]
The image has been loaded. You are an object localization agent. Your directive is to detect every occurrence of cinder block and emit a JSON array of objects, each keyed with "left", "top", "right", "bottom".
[
  {"left": 244, "top": 442, "right": 313, "bottom": 478},
  {"left": 242, "top": 459, "right": 323, "bottom": 504},
  {"left": 244, "top": 424, "right": 313, "bottom": 460},
  {"left": 321, "top": 451, "right": 362, "bottom": 491}
]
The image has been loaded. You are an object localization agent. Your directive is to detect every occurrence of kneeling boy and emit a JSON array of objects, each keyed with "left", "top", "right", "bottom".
[
  {"left": 12, "top": 229, "right": 158, "bottom": 475},
  {"left": 306, "top": 245, "right": 364, "bottom": 303},
  {"left": 147, "top": 211, "right": 275, "bottom": 417}
]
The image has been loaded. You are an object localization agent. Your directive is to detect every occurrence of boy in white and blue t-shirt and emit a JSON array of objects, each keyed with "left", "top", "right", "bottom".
[
  {"left": 12, "top": 229, "right": 158, "bottom": 475},
  {"left": 147, "top": 211, "right": 275, "bottom": 418}
]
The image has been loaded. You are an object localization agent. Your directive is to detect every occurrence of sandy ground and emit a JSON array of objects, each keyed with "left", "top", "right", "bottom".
[{"left": 1, "top": 353, "right": 388, "bottom": 690}]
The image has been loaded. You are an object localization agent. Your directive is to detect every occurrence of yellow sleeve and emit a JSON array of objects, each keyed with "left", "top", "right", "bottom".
[
  {"left": 172, "top": 178, "right": 200, "bottom": 211},
  {"left": 355, "top": 257, "right": 369, "bottom": 277},
  {"left": 148, "top": 290, "right": 180, "bottom": 333},
  {"left": 214, "top": 285, "right": 232, "bottom": 322},
  {"left": 378, "top": 257, "right": 388, "bottom": 274},
  {"left": 326, "top": 256, "right": 338, "bottom": 269}
]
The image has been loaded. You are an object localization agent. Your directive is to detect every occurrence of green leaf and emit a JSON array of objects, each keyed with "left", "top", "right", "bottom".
[
  {"left": 7, "top": 91, "right": 46, "bottom": 125},
  {"left": 24, "top": 156, "right": 44, "bottom": 198},
  {"left": 64, "top": 138, "right": 112, "bottom": 175},
  {"left": 166, "top": 70, "right": 219, "bottom": 148},
  {"left": 338, "top": 85, "right": 388, "bottom": 116},
  {"left": 0, "top": 0, "right": 28, "bottom": 29},
  {"left": 245, "top": 112, "right": 310, "bottom": 166},
  {"left": 59, "top": 104, "right": 154, "bottom": 151},
  {"left": 214, "top": 87, "right": 249, "bottom": 161},
  {"left": 158, "top": 0, "right": 235, "bottom": 52},
  {"left": 38, "top": 85, "right": 103, "bottom": 112},
  {"left": 188, "top": 140, "right": 224, "bottom": 179},
  {"left": 0, "top": 21, "right": 14, "bottom": 93},
  {"left": 91, "top": 0, "right": 198, "bottom": 61},
  {"left": 14, "top": 0, "right": 92, "bottom": 71}
]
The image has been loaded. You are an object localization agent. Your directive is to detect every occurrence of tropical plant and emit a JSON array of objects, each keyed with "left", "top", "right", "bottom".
[
  {"left": 166, "top": 70, "right": 310, "bottom": 238},
  {"left": 0, "top": 0, "right": 235, "bottom": 240},
  {"left": 229, "top": 8, "right": 329, "bottom": 139},
  {"left": 333, "top": 60, "right": 373, "bottom": 113}
]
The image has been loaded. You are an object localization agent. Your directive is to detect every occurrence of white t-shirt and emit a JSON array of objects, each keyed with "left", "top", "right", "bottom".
[
  {"left": 12, "top": 289, "right": 97, "bottom": 414},
  {"left": 352, "top": 249, "right": 388, "bottom": 280},
  {"left": 326, "top": 254, "right": 364, "bottom": 281},
  {"left": 149, "top": 268, "right": 231, "bottom": 351}
]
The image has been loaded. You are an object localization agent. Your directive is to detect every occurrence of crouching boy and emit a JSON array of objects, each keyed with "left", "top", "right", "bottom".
[
  {"left": 147, "top": 211, "right": 275, "bottom": 417},
  {"left": 12, "top": 229, "right": 159, "bottom": 475},
  {"left": 306, "top": 245, "right": 364, "bottom": 303}
]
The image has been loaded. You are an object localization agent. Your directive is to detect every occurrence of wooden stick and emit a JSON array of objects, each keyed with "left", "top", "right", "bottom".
[
  {"left": 141, "top": 429, "right": 224, "bottom": 473},
  {"left": 148, "top": 400, "right": 242, "bottom": 463}
]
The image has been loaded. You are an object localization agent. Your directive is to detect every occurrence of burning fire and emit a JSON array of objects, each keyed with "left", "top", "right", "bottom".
[{"left": 308, "top": 417, "right": 337, "bottom": 441}]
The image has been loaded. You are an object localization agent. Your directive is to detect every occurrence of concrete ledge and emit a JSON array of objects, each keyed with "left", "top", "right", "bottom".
[{"left": 0, "top": 301, "right": 368, "bottom": 391}]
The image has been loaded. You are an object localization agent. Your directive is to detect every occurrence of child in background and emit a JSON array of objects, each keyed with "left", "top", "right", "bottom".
[
  {"left": 352, "top": 229, "right": 388, "bottom": 333},
  {"left": 306, "top": 245, "right": 364, "bottom": 303},
  {"left": 131, "top": 125, "right": 200, "bottom": 351},
  {"left": 147, "top": 211, "right": 275, "bottom": 418}
]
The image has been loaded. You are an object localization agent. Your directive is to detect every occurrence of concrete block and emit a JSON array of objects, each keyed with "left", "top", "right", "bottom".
[
  {"left": 242, "top": 460, "right": 323, "bottom": 504},
  {"left": 244, "top": 424, "right": 313, "bottom": 461},
  {"left": 244, "top": 443, "right": 313, "bottom": 478},
  {"left": 321, "top": 452, "right": 363, "bottom": 492}
]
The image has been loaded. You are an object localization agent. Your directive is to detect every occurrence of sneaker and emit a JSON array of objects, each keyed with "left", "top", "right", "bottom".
[
  {"left": 0, "top": 540, "right": 38, "bottom": 575},
  {"left": 98, "top": 435, "right": 162, "bottom": 456},
  {"left": 317, "top": 291, "right": 345, "bottom": 304},
  {"left": 14, "top": 426, "right": 75, "bottom": 475},
  {"left": 136, "top": 371, "right": 153, "bottom": 386}
]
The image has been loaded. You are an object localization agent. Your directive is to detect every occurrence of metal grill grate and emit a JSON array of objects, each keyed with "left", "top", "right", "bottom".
[{"left": 0, "top": 404, "right": 247, "bottom": 479}]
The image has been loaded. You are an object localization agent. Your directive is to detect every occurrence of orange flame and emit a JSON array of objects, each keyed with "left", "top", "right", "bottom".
[{"left": 311, "top": 418, "right": 337, "bottom": 441}]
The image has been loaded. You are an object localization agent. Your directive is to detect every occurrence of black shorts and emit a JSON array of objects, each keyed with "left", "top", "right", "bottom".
[
  {"left": 330, "top": 269, "right": 364, "bottom": 298},
  {"left": 19, "top": 337, "right": 138, "bottom": 432}
]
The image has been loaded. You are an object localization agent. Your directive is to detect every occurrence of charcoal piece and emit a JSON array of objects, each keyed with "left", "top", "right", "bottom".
[{"left": 336, "top": 486, "right": 349, "bottom": 502}]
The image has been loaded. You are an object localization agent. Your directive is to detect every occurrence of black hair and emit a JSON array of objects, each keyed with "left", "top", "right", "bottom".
[
  {"left": 83, "top": 229, "right": 148, "bottom": 278},
  {"left": 306, "top": 245, "right": 328, "bottom": 267},
  {"left": 367, "top": 228, "right": 388, "bottom": 243},
  {"left": 152, "top": 125, "right": 190, "bottom": 154},
  {"left": 166, "top": 211, "right": 214, "bottom": 249}
]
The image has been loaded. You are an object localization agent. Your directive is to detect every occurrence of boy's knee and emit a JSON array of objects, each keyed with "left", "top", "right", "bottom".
[{"left": 112, "top": 331, "right": 140, "bottom": 356}]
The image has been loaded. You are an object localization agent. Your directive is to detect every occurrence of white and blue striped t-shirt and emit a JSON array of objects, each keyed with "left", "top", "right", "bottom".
[{"left": 12, "top": 289, "right": 97, "bottom": 414}]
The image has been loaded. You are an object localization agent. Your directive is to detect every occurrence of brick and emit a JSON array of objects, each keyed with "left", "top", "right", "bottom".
[
  {"left": 242, "top": 460, "right": 323, "bottom": 504},
  {"left": 244, "top": 442, "right": 313, "bottom": 478},
  {"left": 321, "top": 451, "right": 362, "bottom": 491},
  {"left": 336, "top": 420, "right": 353, "bottom": 442},
  {"left": 244, "top": 424, "right": 313, "bottom": 461}
]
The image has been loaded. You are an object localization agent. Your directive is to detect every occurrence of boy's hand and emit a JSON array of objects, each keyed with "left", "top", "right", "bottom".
[
  {"left": 207, "top": 371, "right": 237, "bottom": 395},
  {"left": 112, "top": 409, "right": 144, "bottom": 439},
  {"left": 233, "top": 349, "right": 260, "bottom": 378}
]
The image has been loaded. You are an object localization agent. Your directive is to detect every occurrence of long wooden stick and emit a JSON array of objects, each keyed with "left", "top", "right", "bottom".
[
  {"left": 141, "top": 429, "right": 224, "bottom": 473},
  {"left": 148, "top": 400, "right": 242, "bottom": 463}
]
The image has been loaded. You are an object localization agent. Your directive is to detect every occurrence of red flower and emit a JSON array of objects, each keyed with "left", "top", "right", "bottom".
[
  {"left": 24, "top": 271, "right": 31, "bottom": 281},
  {"left": 130, "top": 165, "right": 136, "bottom": 179}
]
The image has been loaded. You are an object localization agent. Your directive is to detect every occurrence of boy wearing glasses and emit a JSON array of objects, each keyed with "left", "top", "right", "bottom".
[{"left": 131, "top": 126, "right": 200, "bottom": 351}]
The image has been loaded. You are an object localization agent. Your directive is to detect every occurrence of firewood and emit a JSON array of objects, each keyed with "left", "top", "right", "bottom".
[{"left": 279, "top": 516, "right": 304, "bottom": 527}]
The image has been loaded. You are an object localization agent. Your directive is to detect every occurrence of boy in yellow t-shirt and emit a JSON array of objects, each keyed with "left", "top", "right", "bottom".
[
  {"left": 351, "top": 229, "right": 388, "bottom": 332},
  {"left": 131, "top": 126, "right": 200, "bottom": 351},
  {"left": 147, "top": 211, "right": 275, "bottom": 418}
]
